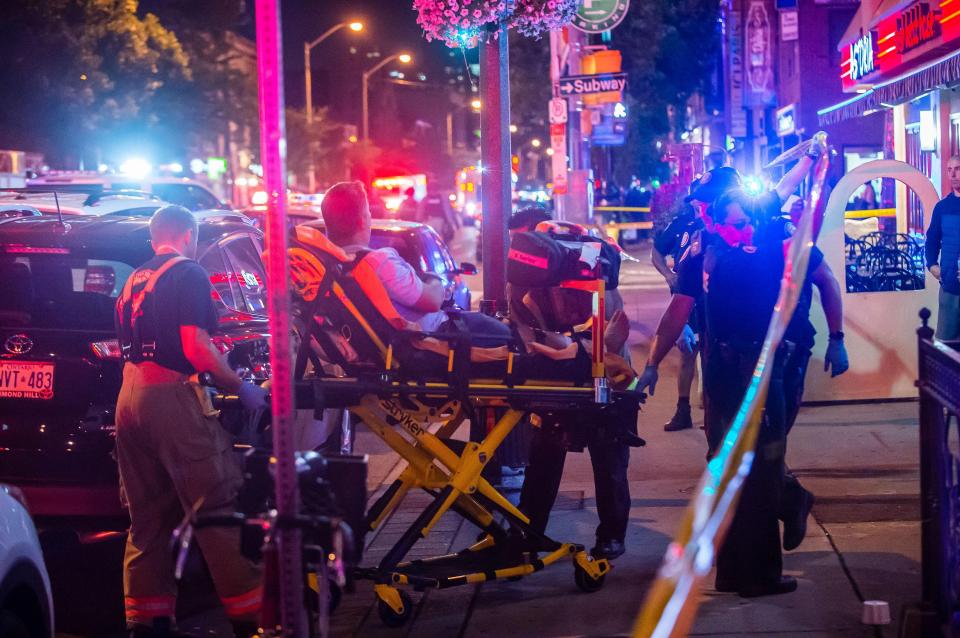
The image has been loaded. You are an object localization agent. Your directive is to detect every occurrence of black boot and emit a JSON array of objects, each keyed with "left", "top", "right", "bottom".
[
  {"left": 664, "top": 401, "right": 693, "bottom": 432},
  {"left": 591, "top": 538, "right": 626, "bottom": 560}
]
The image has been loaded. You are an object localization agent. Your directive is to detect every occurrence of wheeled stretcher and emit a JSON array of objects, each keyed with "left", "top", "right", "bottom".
[{"left": 284, "top": 226, "right": 643, "bottom": 627}]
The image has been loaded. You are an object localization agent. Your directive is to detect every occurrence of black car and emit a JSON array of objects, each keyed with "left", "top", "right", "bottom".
[
  {"left": 0, "top": 215, "right": 270, "bottom": 527},
  {"left": 298, "top": 218, "right": 477, "bottom": 311}
]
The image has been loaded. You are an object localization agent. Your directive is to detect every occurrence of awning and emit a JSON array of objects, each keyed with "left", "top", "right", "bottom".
[
  {"left": 817, "top": 91, "right": 878, "bottom": 126},
  {"left": 818, "top": 48, "right": 960, "bottom": 126}
]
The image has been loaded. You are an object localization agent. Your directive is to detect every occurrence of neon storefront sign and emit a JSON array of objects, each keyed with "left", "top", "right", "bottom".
[
  {"left": 849, "top": 32, "right": 875, "bottom": 81},
  {"left": 896, "top": 2, "right": 941, "bottom": 54}
]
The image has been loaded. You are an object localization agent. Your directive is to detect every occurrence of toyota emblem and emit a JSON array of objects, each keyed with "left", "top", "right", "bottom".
[{"left": 4, "top": 334, "right": 34, "bottom": 355}]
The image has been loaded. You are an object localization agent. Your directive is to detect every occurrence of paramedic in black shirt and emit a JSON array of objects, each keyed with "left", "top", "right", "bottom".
[
  {"left": 114, "top": 205, "right": 266, "bottom": 636},
  {"left": 508, "top": 207, "right": 635, "bottom": 561}
]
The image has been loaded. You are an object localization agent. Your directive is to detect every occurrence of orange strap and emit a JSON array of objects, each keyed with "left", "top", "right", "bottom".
[{"left": 120, "top": 255, "right": 189, "bottom": 322}]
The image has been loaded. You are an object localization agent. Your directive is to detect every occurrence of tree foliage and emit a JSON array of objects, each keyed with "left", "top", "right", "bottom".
[
  {"left": 0, "top": 0, "right": 190, "bottom": 165},
  {"left": 613, "top": 0, "right": 722, "bottom": 182}
]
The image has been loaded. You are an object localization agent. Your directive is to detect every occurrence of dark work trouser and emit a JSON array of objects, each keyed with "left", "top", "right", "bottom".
[
  {"left": 704, "top": 342, "right": 786, "bottom": 589},
  {"left": 780, "top": 343, "right": 813, "bottom": 522},
  {"left": 518, "top": 425, "right": 631, "bottom": 543},
  {"left": 115, "top": 364, "right": 262, "bottom": 627}
]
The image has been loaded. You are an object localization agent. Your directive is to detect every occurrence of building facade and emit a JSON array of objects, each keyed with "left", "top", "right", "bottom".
[
  {"left": 722, "top": 0, "right": 885, "bottom": 178},
  {"left": 819, "top": 0, "right": 960, "bottom": 233}
]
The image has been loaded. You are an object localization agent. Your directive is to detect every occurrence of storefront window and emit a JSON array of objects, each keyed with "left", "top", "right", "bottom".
[{"left": 844, "top": 181, "right": 926, "bottom": 294}]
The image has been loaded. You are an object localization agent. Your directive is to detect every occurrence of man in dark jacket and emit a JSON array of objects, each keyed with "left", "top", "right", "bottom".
[{"left": 926, "top": 155, "right": 960, "bottom": 341}]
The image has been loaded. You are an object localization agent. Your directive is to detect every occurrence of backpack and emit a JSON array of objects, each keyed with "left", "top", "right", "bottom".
[{"left": 507, "top": 231, "right": 582, "bottom": 288}]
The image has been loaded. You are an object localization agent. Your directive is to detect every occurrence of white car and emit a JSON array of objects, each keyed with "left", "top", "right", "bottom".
[
  {"left": 26, "top": 174, "right": 225, "bottom": 211},
  {"left": 0, "top": 484, "right": 53, "bottom": 638},
  {"left": 0, "top": 191, "right": 163, "bottom": 217}
]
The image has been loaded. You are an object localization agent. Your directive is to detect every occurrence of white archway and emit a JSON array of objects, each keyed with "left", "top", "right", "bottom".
[{"left": 805, "top": 159, "right": 941, "bottom": 401}]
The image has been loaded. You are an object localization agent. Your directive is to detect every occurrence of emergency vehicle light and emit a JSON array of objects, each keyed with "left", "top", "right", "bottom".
[{"left": 2, "top": 245, "right": 70, "bottom": 254}]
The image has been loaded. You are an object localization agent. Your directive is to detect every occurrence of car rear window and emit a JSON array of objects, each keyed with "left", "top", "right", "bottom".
[
  {"left": 152, "top": 184, "right": 221, "bottom": 211},
  {"left": 0, "top": 254, "right": 133, "bottom": 330}
]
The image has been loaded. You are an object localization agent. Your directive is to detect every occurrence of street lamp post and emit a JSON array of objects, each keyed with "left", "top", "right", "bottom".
[
  {"left": 303, "top": 21, "right": 362, "bottom": 191},
  {"left": 445, "top": 98, "right": 481, "bottom": 155},
  {"left": 362, "top": 53, "right": 412, "bottom": 142},
  {"left": 304, "top": 21, "right": 363, "bottom": 125}
]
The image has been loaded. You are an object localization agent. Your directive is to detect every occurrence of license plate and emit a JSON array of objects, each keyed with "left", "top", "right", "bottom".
[
  {"left": 621, "top": 229, "right": 638, "bottom": 241},
  {"left": 0, "top": 361, "right": 55, "bottom": 399}
]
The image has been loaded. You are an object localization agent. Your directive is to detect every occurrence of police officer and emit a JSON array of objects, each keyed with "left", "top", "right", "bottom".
[
  {"left": 114, "top": 205, "right": 266, "bottom": 636},
  {"left": 647, "top": 189, "right": 793, "bottom": 596},
  {"left": 637, "top": 156, "right": 822, "bottom": 596},
  {"left": 651, "top": 168, "right": 741, "bottom": 431}
]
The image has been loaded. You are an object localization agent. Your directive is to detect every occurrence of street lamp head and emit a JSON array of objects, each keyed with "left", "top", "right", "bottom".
[
  {"left": 471, "top": 99, "right": 482, "bottom": 110},
  {"left": 509, "top": 124, "right": 518, "bottom": 133},
  {"left": 349, "top": 22, "right": 364, "bottom": 32},
  {"left": 545, "top": 147, "right": 555, "bottom": 156},
  {"left": 531, "top": 138, "right": 542, "bottom": 148},
  {"left": 398, "top": 53, "right": 413, "bottom": 64}
]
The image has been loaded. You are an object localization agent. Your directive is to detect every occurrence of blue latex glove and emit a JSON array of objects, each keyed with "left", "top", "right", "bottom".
[
  {"left": 238, "top": 381, "right": 269, "bottom": 410},
  {"left": 676, "top": 324, "right": 696, "bottom": 354},
  {"left": 824, "top": 337, "right": 849, "bottom": 377},
  {"left": 637, "top": 365, "right": 659, "bottom": 396}
]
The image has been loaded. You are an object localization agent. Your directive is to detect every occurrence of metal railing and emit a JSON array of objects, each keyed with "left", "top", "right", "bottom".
[{"left": 916, "top": 308, "right": 960, "bottom": 632}]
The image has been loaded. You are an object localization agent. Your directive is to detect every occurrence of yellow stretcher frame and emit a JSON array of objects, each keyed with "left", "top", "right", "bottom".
[{"left": 286, "top": 234, "right": 633, "bottom": 626}]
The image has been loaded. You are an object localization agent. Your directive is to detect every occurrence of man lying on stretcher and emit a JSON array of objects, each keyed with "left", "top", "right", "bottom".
[{"left": 318, "top": 182, "right": 632, "bottom": 363}]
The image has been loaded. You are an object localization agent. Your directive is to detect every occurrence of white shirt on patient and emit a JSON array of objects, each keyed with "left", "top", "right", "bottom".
[{"left": 341, "top": 245, "right": 447, "bottom": 332}]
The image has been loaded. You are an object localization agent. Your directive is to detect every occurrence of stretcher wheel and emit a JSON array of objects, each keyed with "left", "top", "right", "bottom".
[
  {"left": 307, "top": 574, "right": 341, "bottom": 614},
  {"left": 377, "top": 589, "right": 413, "bottom": 628},
  {"left": 574, "top": 564, "right": 606, "bottom": 593}
]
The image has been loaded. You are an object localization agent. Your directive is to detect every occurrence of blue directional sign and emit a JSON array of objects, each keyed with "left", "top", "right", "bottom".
[{"left": 555, "top": 72, "right": 627, "bottom": 97}]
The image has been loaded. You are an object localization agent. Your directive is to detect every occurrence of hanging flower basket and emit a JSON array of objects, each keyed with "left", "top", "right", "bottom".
[
  {"left": 509, "top": 0, "right": 578, "bottom": 39},
  {"left": 413, "top": 0, "right": 577, "bottom": 48}
]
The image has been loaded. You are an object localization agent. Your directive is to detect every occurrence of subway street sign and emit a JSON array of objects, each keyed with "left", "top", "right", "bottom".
[
  {"left": 572, "top": 0, "right": 630, "bottom": 33},
  {"left": 555, "top": 72, "right": 627, "bottom": 97}
]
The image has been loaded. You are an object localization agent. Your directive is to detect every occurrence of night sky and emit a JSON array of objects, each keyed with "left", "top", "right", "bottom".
[{"left": 251, "top": 0, "right": 474, "bottom": 118}]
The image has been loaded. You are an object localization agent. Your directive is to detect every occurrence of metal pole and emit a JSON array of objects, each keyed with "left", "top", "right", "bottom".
[
  {"left": 362, "top": 73, "right": 370, "bottom": 142},
  {"left": 304, "top": 43, "right": 316, "bottom": 193},
  {"left": 479, "top": 23, "right": 511, "bottom": 315},
  {"left": 446, "top": 111, "right": 454, "bottom": 156},
  {"left": 254, "top": 1, "right": 304, "bottom": 635},
  {"left": 304, "top": 43, "right": 313, "bottom": 125}
]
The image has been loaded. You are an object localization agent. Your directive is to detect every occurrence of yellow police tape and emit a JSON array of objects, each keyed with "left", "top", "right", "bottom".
[
  {"left": 844, "top": 207, "right": 895, "bottom": 219},
  {"left": 632, "top": 153, "right": 831, "bottom": 638}
]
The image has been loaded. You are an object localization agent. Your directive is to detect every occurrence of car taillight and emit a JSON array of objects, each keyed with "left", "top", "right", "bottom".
[
  {"left": 2, "top": 484, "right": 29, "bottom": 512},
  {"left": 84, "top": 265, "right": 116, "bottom": 295},
  {"left": 91, "top": 339, "right": 122, "bottom": 359}
]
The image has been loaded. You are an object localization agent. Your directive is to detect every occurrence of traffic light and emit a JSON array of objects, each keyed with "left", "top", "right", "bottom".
[{"left": 581, "top": 49, "right": 622, "bottom": 106}]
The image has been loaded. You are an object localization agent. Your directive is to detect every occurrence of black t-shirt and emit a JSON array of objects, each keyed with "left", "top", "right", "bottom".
[
  {"left": 115, "top": 253, "right": 219, "bottom": 374},
  {"left": 702, "top": 239, "right": 783, "bottom": 346},
  {"left": 654, "top": 208, "right": 704, "bottom": 270}
]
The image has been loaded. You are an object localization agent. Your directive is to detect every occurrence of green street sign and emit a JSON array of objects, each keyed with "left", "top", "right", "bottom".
[{"left": 572, "top": 0, "right": 630, "bottom": 33}]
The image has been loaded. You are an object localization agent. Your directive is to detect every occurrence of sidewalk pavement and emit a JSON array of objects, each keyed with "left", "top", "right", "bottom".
[
  {"left": 334, "top": 370, "right": 921, "bottom": 637},
  {"left": 332, "top": 252, "right": 922, "bottom": 637}
]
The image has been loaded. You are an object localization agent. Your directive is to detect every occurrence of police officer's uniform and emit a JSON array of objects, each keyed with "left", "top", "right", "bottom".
[
  {"left": 114, "top": 252, "right": 261, "bottom": 630},
  {"left": 674, "top": 193, "right": 792, "bottom": 595}
]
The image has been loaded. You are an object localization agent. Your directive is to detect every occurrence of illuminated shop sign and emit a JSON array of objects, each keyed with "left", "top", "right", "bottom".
[
  {"left": 849, "top": 32, "right": 875, "bottom": 81},
  {"left": 895, "top": 2, "right": 941, "bottom": 54}
]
